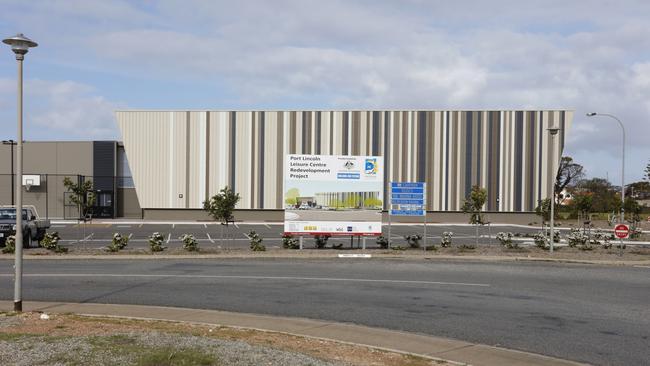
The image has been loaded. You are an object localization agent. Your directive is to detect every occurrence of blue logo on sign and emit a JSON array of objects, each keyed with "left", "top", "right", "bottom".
[
  {"left": 365, "top": 158, "right": 377, "bottom": 174},
  {"left": 347, "top": 226, "right": 353, "bottom": 232}
]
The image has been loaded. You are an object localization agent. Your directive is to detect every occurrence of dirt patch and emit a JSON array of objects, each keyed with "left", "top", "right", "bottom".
[{"left": 0, "top": 312, "right": 449, "bottom": 366}]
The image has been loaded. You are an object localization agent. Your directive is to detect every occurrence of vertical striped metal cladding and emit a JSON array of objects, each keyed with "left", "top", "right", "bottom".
[{"left": 116, "top": 110, "right": 572, "bottom": 212}]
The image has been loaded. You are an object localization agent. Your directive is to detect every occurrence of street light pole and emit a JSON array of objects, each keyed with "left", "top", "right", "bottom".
[
  {"left": 586, "top": 113, "right": 625, "bottom": 223},
  {"left": 2, "top": 140, "right": 16, "bottom": 205},
  {"left": 3, "top": 33, "right": 37, "bottom": 313},
  {"left": 548, "top": 127, "right": 560, "bottom": 253}
]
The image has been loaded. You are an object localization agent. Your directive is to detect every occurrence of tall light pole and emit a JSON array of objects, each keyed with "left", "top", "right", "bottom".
[
  {"left": 3, "top": 33, "right": 37, "bottom": 312},
  {"left": 548, "top": 127, "right": 560, "bottom": 253},
  {"left": 586, "top": 113, "right": 625, "bottom": 223},
  {"left": 2, "top": 139, "right": 16, "bottom": 205}
]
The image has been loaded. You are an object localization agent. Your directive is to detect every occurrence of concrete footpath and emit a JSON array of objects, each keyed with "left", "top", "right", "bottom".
[{"left": 0, "top": 300, "right": 586, "bottom": 366}]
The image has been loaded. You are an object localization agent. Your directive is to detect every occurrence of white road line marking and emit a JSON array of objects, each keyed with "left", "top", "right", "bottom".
[
  {"left": 128, "top": 233, "right": 133, "bottom": 239},
  {"left": 51, "top": 225, "right": 65, "bottom": 228},
  {"left": 264, "top": 224, "right": 271, "bottom": 229},
  {"left": 234, "top": 223, "right": 239, "bottom": 228},
  {"left": 139, "top": 223, "right": 143, "bottom": 228},
  {"left": 1, "top": 274, "right": 490, "bottom": 287},
  {"left": 172, "top": 224, "right": 176, "bottom": 229},
  {"left": 116, "top": 225, "right": 131, "bottom": 228},
  {"left": 203, "top": 224, "right": 207, "bottom": 228},
  {"left": 82, "top": 233, "right": 94, "bottom": 241},
  {"left": 166, "top": 233, "right": 171, "bottom": 243},
  {"left": 634, "top": 265, "right": 650, "bottom": 269},
  {"left": 206, "top": 233, "right": 214, "bottom": 243}
]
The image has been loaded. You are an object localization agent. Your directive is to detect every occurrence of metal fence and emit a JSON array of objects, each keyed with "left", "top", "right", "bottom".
[{"left": 0, "top": 174, "right": 137, "bottom": 219}]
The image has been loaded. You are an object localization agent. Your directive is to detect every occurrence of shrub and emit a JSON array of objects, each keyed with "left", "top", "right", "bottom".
[
  {"left": 2, "top": 236, "right": 15, "bottom": 254},
  {"left": 107, "top": 233, "right": 129, "bottom": 252},
  {"left": 533, "top": 232, "right": 550, "bottom": 250},
  {"left": 440, "top": 232, "right": 453, "bottom": 247},
  {"left": 149, "top": 232, "right": 166, "bottom": 252},
  {"left": 40, "top": 232, "right": 67, "bottom": 253},
  {"left": 248, "top": 230, "right": 265, "bottom": 251},
  {"left": 496, "top": 232, "right": 518, "bottom": 249},
  {"left": 459, "top": 244, "right": 476, "bottom": 251},
  {"left": 332, "top": 243, "right": 343, "bottom": 249},
  {"left": 314, "top": 234, "right": 330, "bottom": 249},
  {"left": 180, "top": 234, "right": 199, "bottom": 252},
  {"left": 566, "top": 229, "right": 588, "bottom": 248},
  {"left": 404, "top": 234, "right": 422, "bottom": 248},
  {"left": 282, "top": 233, "right": 299, "bottom": 249},
  {"left": 376, "top": 235, "right": 389, "bottom": 249}
]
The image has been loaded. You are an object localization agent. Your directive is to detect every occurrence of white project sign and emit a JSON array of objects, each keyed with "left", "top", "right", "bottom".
[{"left": 284, "top": 154, "right": 383, "bottom": 236}]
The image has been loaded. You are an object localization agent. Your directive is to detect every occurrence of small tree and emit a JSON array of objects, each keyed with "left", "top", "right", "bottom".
[
  {"left": 203, "top": 186, "right": 241, "bottom": 225},
  {"left": 149, "top": 232, "right": 166, "bottom": 252},
  {"left": 535, "top": 198, "right": 551, "bottom": 229},
  {"left": 180, "top": 234, "right": 199, "bottom": 252},
  {"left": 462, "top": 185, "right": 487, "bottom": 246},
  {"left": 644, "top": 160, "right": 650, "bottom": 182},
  {"left": 248, "top": 230, "right": 266, "bottom": 251},
  {"left": 63, "top": 177, "right": 96, "bottom": 219}
]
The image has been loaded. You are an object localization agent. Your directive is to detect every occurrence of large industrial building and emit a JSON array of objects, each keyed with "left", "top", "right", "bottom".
[{"left": 0, "top": 109, "right": 571, "bottom": 220}]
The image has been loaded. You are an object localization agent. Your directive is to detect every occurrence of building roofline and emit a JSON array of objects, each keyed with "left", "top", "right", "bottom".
[{"left": 115, "top": 109, "right": 576, "bottom": 113}]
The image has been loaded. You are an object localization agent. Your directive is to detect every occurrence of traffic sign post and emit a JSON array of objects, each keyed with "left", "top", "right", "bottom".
[
  {"left": 390, "top": 182, "right": 426, "bottom": 250},
  {"left": 614, "top": 224, "right": 629, "bottom": 257}
]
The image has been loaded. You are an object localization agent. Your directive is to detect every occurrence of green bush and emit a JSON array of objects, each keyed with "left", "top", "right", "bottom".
[
  {"left": 107, "top": 233, "right": 129, "bottom": 252},
  {"left": 404, "top": 234, "right": 422, "bottom": 248},
  {"left": 40, "top": 232, "right": 67, "bottom": 253},
  {"left": 282, "top": 234, "right": 299, "bottom": 249},
  {"left": 248, "top": 230, "right": 265, "bottom": 251},
  {"left": 180, "top": 234, "right": 199, "bottom": 252},
  {"left": 440, "top": 232, "right": 453, "bottom": 247},
  {"left": 376, "top": 235, "right": 389, "bottom": 249},
  {"left": 496, "top": 232, "right": 518, "bottom": 249},
  {"left": 148, "top": 232, "right": 166, "bottom": 252},
  {"left": 533, "top": 232, "right": 550, "bottom": 250},
  {"left": 314, "top": 234, "right": 331, "bottom": 249},
  {"left": 2, "top": 236, "right": 15, "bottom": 254}
]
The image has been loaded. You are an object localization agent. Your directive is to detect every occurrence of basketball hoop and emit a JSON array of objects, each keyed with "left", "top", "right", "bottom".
[{"left": 24, "top": 184, "right": 32, "bottom": 192}]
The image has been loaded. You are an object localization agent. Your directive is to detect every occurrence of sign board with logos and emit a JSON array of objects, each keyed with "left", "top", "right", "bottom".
[{"left": 284, "top": 154, "right": 383, "bottom": 236}]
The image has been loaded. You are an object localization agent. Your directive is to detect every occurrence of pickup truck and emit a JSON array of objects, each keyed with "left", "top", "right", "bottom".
[{"left": 0, "top": 205, "right": 51, "bottom": 248}]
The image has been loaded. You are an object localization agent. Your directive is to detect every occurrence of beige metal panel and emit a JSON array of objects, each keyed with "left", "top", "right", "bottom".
[
  {"left": 116, "top": 111, "right": 171, "bottom": 209},
  {"left": 187, "top": 111, "right": 202, "bottom": 208},
  {"left": 208, "top": 111, "right": 228, "bottom": 197},
  {"left": 263, "top": 112, "right": 278, "bottom": 208}
]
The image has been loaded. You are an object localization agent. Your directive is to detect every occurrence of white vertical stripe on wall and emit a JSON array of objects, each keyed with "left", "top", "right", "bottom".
[
  {"left": 169, "top": 112, "right": 175, "bottom": 208},
  {"left": 198, "top": 112, "right": 206, "bottom": 207},
  {"left": 498, "top": 111, "right": 504, "bottom": 211},
  {"left": 442, "top": 112, "right": 448, "bottom": 210}
]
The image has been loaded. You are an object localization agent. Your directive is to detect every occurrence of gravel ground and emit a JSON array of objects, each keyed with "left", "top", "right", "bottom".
[
  {"left": 0, "top": 332, "right": 344, "bottom": 366},
  {"left": 0, "top": 313, "right": 445, "bottom": 366}
]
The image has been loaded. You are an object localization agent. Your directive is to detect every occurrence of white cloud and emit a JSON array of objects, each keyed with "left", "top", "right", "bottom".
[
  {"left": 0, "top": 0, "right": 648, "bottom": 180},
  {"left": 0, "top": 78, "right": 123, "bottom": 140}
]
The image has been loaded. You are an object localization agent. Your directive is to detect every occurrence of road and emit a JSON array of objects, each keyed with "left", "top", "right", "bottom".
[{"left": 0, "top": 258, "right": 648, "bottom": 365}]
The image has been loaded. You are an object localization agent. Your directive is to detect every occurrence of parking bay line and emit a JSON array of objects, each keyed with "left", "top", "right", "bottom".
[{"left": 0, "top": 273, "right": 490, "bottom": 287}]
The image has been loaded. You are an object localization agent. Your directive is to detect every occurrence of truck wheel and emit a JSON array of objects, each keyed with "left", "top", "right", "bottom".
[{"left": 23, "top": 232, "right": 32, "bottom": 248}]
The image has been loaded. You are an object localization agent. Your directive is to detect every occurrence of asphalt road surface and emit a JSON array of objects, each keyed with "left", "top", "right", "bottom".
[
  {"left": 1, "top": 258, "right": 648, "bottom": 365},
  {"left": 41, "top": 222, "right": 546, "bottom": 250}
]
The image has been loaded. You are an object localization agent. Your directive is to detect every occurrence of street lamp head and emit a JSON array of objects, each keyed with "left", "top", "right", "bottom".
[
  {"left": 2, "top": 33, "right": 37, "bottom": 60},
  {"left": 586, "top": 112, "right": 597, "bottom": 117},
  {"left": 547, "top": 127, "right": 560, "bottom": 136}
]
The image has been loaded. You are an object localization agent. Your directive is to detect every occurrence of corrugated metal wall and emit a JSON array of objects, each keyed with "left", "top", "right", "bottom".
[{"left": 117, "top": 110, "right": 572, "bottom": 212}]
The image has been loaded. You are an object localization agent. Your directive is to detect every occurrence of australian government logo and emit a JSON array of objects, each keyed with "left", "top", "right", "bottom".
[{"left": 365, "top": 158, "right": 377, "bottom": 175}]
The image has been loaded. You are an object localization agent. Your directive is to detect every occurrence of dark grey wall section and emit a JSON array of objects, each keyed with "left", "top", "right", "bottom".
[
  {"left": 92, "top": 141, "right": 116, "bottom": 191},
  {"left": 465, "top": 111, "right": 473, "bottom": 198},
  {"left": 514, "top": 111, "right": 523, "bottom": 211}
]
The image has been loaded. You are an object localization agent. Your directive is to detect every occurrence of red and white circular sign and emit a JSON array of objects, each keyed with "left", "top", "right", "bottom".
[{"left": 614, "top": 224, "right": 629, "bottom": 239}]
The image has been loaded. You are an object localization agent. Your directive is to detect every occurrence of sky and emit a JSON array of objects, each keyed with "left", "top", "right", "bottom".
[{"left": 0, "top": 0, "right": 648, "bottom": 183}]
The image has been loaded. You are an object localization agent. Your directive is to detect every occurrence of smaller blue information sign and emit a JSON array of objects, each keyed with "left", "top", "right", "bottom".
[{"left": 390, "top": 182, "right": 425, "bottom": 216}]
